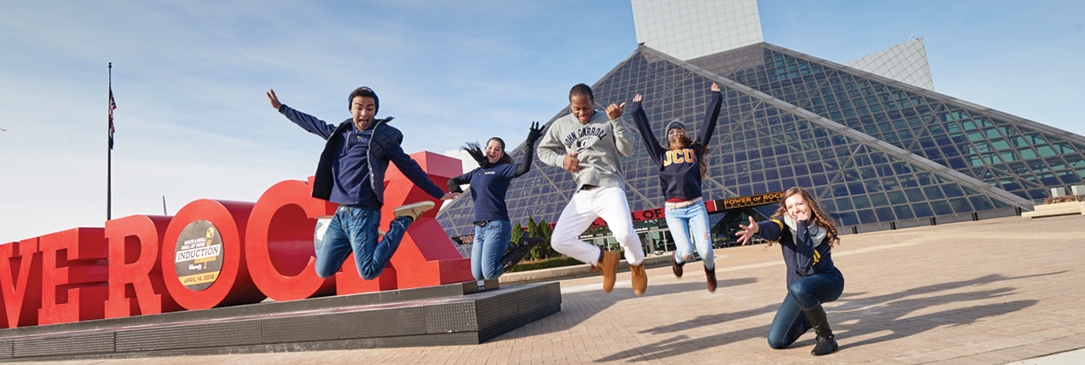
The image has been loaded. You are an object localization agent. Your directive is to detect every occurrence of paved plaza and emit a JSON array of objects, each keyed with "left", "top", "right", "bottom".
[{"left": 10, "top": 214, "right": 1085, "bottom": 364}]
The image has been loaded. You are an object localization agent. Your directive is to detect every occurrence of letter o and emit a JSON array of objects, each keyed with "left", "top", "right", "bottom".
[
  {"left": 162, "top": 199, "right": 264, "bottom": 309},
  {"left": 246, "top": 179, "right": 336, "bottom": 301}
]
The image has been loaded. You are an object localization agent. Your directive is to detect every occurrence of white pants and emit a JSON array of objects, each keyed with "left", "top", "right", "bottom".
[{"left": 551, "top": 186, "right": 645, "bottom": 266}]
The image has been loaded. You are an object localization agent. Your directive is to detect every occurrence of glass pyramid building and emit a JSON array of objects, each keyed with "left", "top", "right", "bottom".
[{"left": 437, "top": 43, "right": 1085, "bottom": 246}]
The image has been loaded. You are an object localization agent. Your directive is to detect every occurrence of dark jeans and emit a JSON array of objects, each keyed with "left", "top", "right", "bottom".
[{"left": 767, "top": 268, "right": 844, "bottom": 349}]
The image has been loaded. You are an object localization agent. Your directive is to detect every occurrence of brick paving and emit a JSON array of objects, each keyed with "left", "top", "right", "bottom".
[{"left": 8, "top": 214, "right": 1085, "bottom": 364}]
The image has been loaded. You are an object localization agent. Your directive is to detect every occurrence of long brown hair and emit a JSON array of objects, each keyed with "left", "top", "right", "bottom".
[
  {"left": 462, "top": 137, "right": 512, "bottom": 167},
  {"left": 768, "top": 187, "right": 840, "bottom": 247}
]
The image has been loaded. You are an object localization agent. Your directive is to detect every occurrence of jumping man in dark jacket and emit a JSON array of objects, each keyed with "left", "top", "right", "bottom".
[{"left": 266, "top": 87, "right": 457, "bottom": 280}]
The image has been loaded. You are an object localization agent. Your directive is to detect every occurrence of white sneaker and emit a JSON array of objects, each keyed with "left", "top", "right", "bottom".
[{"left": 393, "top": 201, "right": 435, "bottom": 221}]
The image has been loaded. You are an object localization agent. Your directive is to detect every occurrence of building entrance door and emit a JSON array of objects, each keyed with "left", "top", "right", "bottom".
[
  {"left": 639, "top": 228, "right": 674, "bottom": 256},
  {"left": 710, "top": 205, "right": 778, "bottom": 247}
]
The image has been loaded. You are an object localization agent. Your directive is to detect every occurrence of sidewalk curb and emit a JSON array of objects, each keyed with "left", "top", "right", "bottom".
[{"left": 499, "top": 253, "right": 677, "bottom": 284}]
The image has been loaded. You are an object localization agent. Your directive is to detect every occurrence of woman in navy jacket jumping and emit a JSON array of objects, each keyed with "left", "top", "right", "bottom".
[
  {"left": 448, "top": 122, "right": 544, "bottom": 281},
  {"left": 630, "top": 82, "right": 723, "bottom": 292}
]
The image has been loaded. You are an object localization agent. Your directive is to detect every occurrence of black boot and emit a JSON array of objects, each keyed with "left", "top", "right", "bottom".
[
  {"left": 501, "top": 237, "right": 545, "bottom": 271},
  {"left": 802, "top": 304, "right": 838, "bottom": 356}
]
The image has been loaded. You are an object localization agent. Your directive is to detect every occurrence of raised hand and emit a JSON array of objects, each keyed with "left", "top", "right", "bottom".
[
  {"left": 266, "top": 89, "right": 282, "bottom": 109},
  {"left": 793, "top": 209, "right": 809, "bottom": 222},
  {"left": 606, "top": 102, "right": 626, "bottom": 121},
  {"left": 735, "top": 216, "right": 760, "bottom": 246},
  {"left": 563, "top": 150, "right": 579, "bottom": 172},
  {"left": 711, "top": 82, "right": 720, "bottom": 92},
  {"left": 633, "top": 93, "right": 642, "bottom": 103},
  {"left": 526, "top": 121, "right": 544, "bottom": 144}
]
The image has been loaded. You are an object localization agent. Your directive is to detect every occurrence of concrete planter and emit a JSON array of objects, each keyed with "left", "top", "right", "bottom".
[{"left": 1022, "top": 201, "right": 1083, "bottom": 219}]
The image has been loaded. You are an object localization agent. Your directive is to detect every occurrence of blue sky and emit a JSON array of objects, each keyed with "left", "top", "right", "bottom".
[{"left": 1, "top": 1, "right": 1083, "bottom": 243}]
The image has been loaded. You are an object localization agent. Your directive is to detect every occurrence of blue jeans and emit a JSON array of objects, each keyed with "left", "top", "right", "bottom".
[
  {"left": 767, "top": 269, "right": 844, "bottom": 349},
  {"left": 665, "top": 201, "right": 714, "bottom": 269},
  {"left": 470, "top": 220, "right": 511, "bottom": 280},
  {"left": 315, "top": 205, "right": 413, "bottom": 280}
]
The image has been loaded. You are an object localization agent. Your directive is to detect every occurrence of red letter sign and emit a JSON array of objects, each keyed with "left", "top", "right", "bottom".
[
  {"left": 37, "top": 228, "right": 109, "bottom": 325},
  {"left": 335, "top": 152, "right": 473, "bottom": 294},
  {"left": 162, "top": 200, "right": 264, "bottom": 309},
  {"left": 0, "top": 238, "right": 42, "bottom": 328},
  {"left": 104, "top": 215, "right": 180, "bottom": 318},
  {"left": 246, "top": 178, "right": 337, "bottom": 301}
]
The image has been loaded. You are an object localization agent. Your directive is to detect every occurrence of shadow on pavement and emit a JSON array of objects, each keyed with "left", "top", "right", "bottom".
[
  {"left": 496, "top": 276, "right": 757, "bottom": 341},
  {"left": 592, "top": 272, "right": 1053, "bottom": 362}
]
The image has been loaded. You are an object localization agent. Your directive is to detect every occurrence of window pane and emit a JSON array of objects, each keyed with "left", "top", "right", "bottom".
[
  {"left": 912, "top": 202, "right": 934, "bottom": 217},
  {"left": 893, "top": 205, "right": 915, "bottom": 219},
  {"left": 930, "top": 200, "right": 953, "bottom": 215}
]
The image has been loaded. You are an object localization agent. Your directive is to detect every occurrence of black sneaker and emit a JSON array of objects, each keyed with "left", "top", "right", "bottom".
[{"left": 501, "top": 237, "right": 545, "bottom": 271}]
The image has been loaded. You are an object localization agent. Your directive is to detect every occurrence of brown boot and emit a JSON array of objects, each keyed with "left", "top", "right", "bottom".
[
  {"left": 705, "top": 266, "right": 717, "bottom": 293},
  {"left": 595, "top": 250, "right": 619, "bottom": 293},
  {"left": 630, "top": 264, "right": 647, "bottom": 295},
  {"left": 671, "top": 252, "right": 684, "bottom": 278}
]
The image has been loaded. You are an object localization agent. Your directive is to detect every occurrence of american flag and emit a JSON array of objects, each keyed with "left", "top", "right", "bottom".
[{"left": 109, "top": 88, "right": 116, "bottom": 149}]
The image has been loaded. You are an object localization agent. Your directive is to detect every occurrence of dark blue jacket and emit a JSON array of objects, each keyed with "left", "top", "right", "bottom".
[
  {"left": 631, "top": 90, "right": 722, "bottom": 201},
  {"left": 756, "top": 218, "right": 840, "bottom": 287},
  {"left": 279, "top": 105, "right": 444, "bottom": 205},
  {"left": 447, "top": 137, "right": 535, "bottom": 223}
]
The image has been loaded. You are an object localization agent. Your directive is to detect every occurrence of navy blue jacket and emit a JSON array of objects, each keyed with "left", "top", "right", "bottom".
[
  {"left": 279, "top": 104, "right": 444, "bottom": 206},
  {"left": 448, "top": 144, "right": 534, "bottom": 223},
  {"left": 631, "top": 90, "right": 722, "bottom": 201},
  {"left": 756, "top": 218, "right": 840, "bottom": 287}
]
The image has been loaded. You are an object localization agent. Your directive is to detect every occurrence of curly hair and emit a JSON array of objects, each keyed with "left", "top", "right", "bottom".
[{"left": 767, "top": 187, "right": 840, "bottom": 248}]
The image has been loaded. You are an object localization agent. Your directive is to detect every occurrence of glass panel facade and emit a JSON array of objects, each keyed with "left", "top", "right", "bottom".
[
  {"left": 439, "top": 43, "right": 1078, "bottom": 237},
  {"left": 689, "top": 44, "right": 1085, "bottom": 202}
]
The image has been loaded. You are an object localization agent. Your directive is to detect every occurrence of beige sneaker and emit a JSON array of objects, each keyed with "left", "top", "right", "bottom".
[{"left": 393, "top": 201, "right": 435, "bottom": 222}]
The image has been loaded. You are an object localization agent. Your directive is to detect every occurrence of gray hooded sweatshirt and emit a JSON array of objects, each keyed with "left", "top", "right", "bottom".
[{"left": 537, "top": 109, "right": 634, "bottom": 190}]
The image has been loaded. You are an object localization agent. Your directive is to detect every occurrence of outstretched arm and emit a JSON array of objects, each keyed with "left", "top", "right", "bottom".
[
  {"left": 735, "top": 216, "right": 784, "bottom": 245},
  {"left": 698, "top": 83, "right": 723, "bottom": 145},
  {"left": 447, "top": 174, "right": 469, "bottom": 194},
  {"left": 607, "top": 102, "right": 634, "bottom": 157},
  {"left": 386, "top": 143, "right": 459, "bottom": 200},
  {"left": 514, "top": 121, "right": 544, "bottom": 177},
  {"left": 536, "top": 122, "right": 565, "bottom": 168},
  {"left": 266, "top": 89, "right": 336, "bottom": 140},
  {"left": 630, "top": 93, "right": 666, "bottom": 164},
  {"left": 735, "top": 216, "right": 760, "bottom": 246}
]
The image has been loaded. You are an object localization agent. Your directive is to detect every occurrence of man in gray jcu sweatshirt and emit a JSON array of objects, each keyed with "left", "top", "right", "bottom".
[{"left": 537, "top": 83, "right": 648, "bottom": 295}]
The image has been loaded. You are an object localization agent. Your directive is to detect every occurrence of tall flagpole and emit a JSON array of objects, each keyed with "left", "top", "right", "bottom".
[{"left": 107, "top": 62, "right": 112, "bottom": 221}]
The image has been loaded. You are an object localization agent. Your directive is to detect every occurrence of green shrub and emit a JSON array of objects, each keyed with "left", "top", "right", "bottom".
[{"left": 506, "top": 256, "right": 582, "bottom": 273}]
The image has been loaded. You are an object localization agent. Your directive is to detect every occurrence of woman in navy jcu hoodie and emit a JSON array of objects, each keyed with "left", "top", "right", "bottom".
[
  {"left": 631, "top": 82, "right": 723, "bottom": 292},
  {"left": 735, "top": 187, "right": 844, "bottom": 356},
  {"left": 448, "top": 122, "right": 544, "bottom": 281}
]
